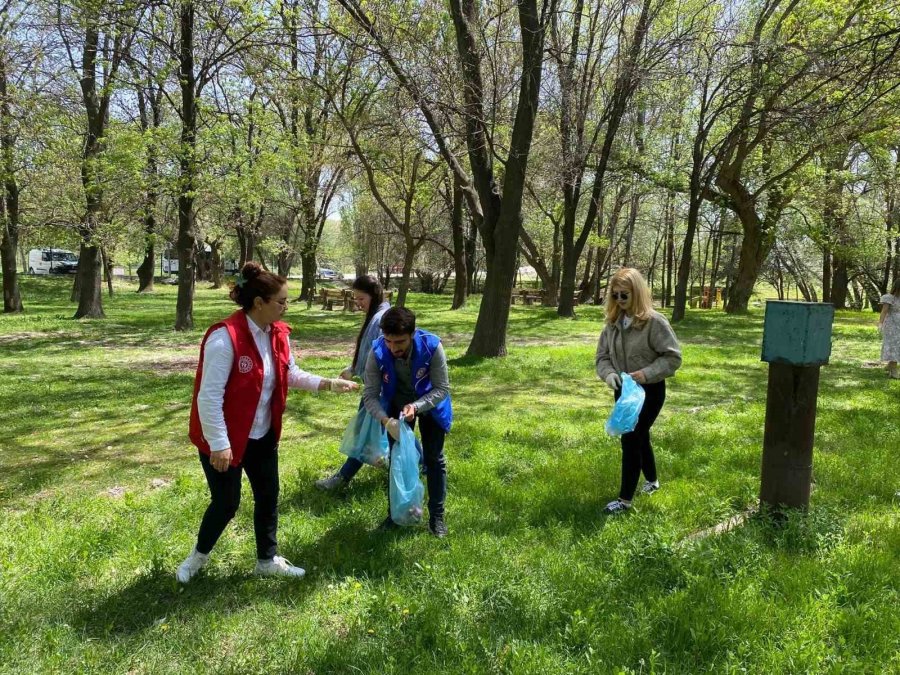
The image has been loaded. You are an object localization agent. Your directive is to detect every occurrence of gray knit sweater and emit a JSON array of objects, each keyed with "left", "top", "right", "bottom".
[{"left": 595, "top": 310, "right": 682, "bottom": 384}]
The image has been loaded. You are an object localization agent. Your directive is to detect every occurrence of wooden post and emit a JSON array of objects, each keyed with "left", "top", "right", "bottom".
[
  {"left": 760, "top": 363, "right": 819, "bottom": 508},
  {"left": 759, "top": 301, "right": 834, "bottom": 510}
]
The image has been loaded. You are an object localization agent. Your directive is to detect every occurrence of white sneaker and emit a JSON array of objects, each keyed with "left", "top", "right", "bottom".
[
  {"left": 254, "top": 555, "right": 306, "bottom": 578},
  {"left": 175, "top": 548, "right": 209, "bottom": 584},
  {"left": 641, "top": 480, "right": 660, "bottom": 495},
  {"left": 603, "top": 499, "right": 632, "bottom": 514}
]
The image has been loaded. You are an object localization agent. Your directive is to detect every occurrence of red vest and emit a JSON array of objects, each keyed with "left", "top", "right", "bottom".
[{"left": 189, "top": 310, "right": 292, "bottom": 467}]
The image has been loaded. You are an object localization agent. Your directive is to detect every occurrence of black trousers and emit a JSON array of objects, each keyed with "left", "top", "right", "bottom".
[
  {"left": 387, "top": 405, "right": 447, "bottom": 520},
  {"left": 196, "top": 429, "right": 279, "bottom": 560},
  {"left": 615, "top": 380, "right": 666, "bottom": 501}
]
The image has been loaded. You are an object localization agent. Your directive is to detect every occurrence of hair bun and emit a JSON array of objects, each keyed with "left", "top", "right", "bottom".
[{"left": 240, "top": 262, "right": 262, "bottom": 280}]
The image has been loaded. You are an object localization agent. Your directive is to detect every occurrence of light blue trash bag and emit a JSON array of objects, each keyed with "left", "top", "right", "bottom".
[
  {"left": 389, "top": 419, "right": 425, "bottom": 526},
  {"left": 339, "top": 408, "right": 389, "bottom": 467},
  {"left": 605, "top": 373, "right": 646, "bottom": 436}
]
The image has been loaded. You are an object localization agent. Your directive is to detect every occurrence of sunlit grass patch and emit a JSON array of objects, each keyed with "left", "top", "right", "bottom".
[{"left": 1, "top": 276, "right": 897, "bottom": 672}]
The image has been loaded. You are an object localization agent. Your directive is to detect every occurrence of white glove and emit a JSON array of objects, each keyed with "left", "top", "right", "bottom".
[
  {"left": 328, "top": 378, "right": 359, "bottom": 393},
  {"left": 605, "top": 373, "right": 622, "bottom": 391},
  {"left": 385, "top": 418, "right": 401, "bottom": 441}
]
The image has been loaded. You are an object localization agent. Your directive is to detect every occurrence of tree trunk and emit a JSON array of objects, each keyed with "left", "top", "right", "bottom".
[
  {"left": 556, "top": 0, "right": 652, "bottom": 319},
  {"left": 830, "top": 260, "right": 849, "bottom": 309},
  {"left": 0, "top": 43, "right": 21, "bottom": 313},
  {"left": 101, "top": 247, "right": 114, "bottom": 297},
  {"left": 277, "top": 238, "right": 295, "bottom": 278},
  {"left": 719, "top": 160, "right": 785, "bottom": 314},
  {"left": 134, "top": 75, "right": 161, "bottom": 294},
  {"left": 0, "top": 227, "right": 19, "bottom": 312},
  {"left": 557, "top": 195, "right": 580, "bottom": 318},
  {"left": 725, "top": 223, "right": 774, "bottom": 313},
  {"left": 210, "top": 240, "right": 223, "bottom": 289},
  {"left": 136, "top": 239, "right": 155, "bottom": 293},
  {"left": 453, "top": 0, "right": 550, "bottom": 357},
  {"left": 74, "top": 244, "right": 104, "bottom": 318},
  {"left": 451, "top": 174, "right": 467, "bottom": 309},
  {"left": 664, "top": 191, "right": 675, "bottom": 307},
  {"left": 73, "top": 19, "right": 109, "bottom": 320},
  {"left": 465, "top": 212, "right": 478, "bottom": 296},
  {"left": 300, "top": 251, "right": 317, "bottom": 303},
  {"left": 577, "top": 246, "right": 594, "bottom": 304},
  {"left": 672, "top": 192, "right": 702, "bottom": 322},
  {"left": 623, "top": 186, "right": 639, "bottom": 267},
  {"left": 518, "top": 227, "right": 554, "bottom": 304},
  {"left": 195, "top": 243, "right": 209, "bottom": 281},
  {"left": 822, "top": 246, "right": 832, "bottom": 303},
  {"left": 592, "top": 242, "right": 604, "bottom": 305},
  {"left": 396, "top": 239, "right": 416, "bottom": 307},
  {"left": 175, "top": 0, "right": 198, "bottom": 331},
  {"left": 467, "top": 224, "right": 519, "bottom": 356},
  {"left": 236, "top": 213, "right": 256, "bottom": 268}
]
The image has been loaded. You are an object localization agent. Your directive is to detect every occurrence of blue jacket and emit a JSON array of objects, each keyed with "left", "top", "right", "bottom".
[
  {"left": 372, "top": 329, "right": 453, "bottom": 432},
  {"left": 353, "top": 301, "right": 391, "bottom": 378}
]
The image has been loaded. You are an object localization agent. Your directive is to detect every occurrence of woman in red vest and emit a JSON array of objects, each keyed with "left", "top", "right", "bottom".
[{"left": 177, "top": 262, "right": 358, "bottom": 583}]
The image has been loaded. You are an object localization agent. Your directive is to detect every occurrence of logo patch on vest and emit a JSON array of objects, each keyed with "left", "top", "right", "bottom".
[
  {"left": 238, "top": 355, "right": 253, "bottom": 374},
  {"left": 416, "top": 367, "right": 427, "bottom": 379},
  {"left": 383, "top": 372, "right": 389, "bottom": 383}
]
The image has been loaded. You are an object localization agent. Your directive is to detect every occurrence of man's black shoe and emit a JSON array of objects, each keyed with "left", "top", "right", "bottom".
[{"left": 429, "top": 516, "right": 448, "bottom": 538}]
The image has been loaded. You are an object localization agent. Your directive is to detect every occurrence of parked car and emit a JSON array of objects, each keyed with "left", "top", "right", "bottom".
[
  {"left": 317, "top": 268, "right": 340, "bottom": 280},
  {"left": 28, "top": 248, "right": 79, "bottom": 275}
]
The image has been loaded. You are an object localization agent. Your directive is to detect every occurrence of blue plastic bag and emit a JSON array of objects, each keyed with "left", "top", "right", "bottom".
[
  {"left": 339, "top": 408, "right": 389, "bottom": 467},
  {"left": 605, "top": 373, "right": 646, "bottom": 436},
  {"left": 389, "top": 419, "right": 425, "bottom": 526}
]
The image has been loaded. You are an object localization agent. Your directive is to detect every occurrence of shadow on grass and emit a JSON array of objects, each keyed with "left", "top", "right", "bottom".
[
  {"left": 282, "top": 469, "right": 387, "bottom": 517},
  {"left": 447, "top": 354, "right": 490, "bottom": 369},
  {"left": 70, "top": 565, "right": 316, "bottom": 639},
  {"left": 282, "top": 519, "right": 428, "bottom": 581}
]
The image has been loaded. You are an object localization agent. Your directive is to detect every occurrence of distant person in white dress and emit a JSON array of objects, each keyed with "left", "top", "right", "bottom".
[{"left": 878, "top": 279, "right": 900, "bottom": 380}]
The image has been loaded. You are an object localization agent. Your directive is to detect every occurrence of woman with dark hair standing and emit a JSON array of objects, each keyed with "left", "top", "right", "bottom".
[
  {"left": 176, "top": 262, "right": 358, "bottom": 583},
  {"left": 315, "top": 274, "right": 392, "bottom": 491}
]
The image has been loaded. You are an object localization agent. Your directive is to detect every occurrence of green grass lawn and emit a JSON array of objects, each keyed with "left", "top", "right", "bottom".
[{"left": 1, "top": 276, "right": 898, "bottom": 673}]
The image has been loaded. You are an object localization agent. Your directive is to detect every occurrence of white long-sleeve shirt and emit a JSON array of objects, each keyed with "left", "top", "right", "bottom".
[{"left": 196, "top": 316, "right": 323, "bottom": 451}]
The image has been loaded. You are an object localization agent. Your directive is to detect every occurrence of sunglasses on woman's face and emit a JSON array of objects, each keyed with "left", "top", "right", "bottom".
[{"left": 611, "top": 292, "right": 630, "bottom": 301}]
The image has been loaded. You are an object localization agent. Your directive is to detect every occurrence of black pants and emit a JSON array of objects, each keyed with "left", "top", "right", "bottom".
[
  {"left": 615, "top": 380, "right": 666, "bottom": 501},
  {"left": 387, "top": 406, "right": 447, "bottom": 520},
  {"left": 196, "top": 429, "right": 279, "bottom": 560}
]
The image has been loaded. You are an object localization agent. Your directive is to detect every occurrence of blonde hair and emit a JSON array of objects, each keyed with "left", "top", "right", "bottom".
[{"left": 605, "top": 267, "right": 653, "bottom": 326}]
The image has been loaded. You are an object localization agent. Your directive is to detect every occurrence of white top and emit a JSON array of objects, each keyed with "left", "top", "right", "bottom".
[
  {"left": 622, "top": 315, "right": 633, "bottom": 330},
  {"left": 196, "top": 315, "right": 323, "bottom": 451}
]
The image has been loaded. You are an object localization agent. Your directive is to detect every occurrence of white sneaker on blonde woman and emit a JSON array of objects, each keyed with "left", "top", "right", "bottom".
[
  {"left": 175, "top": 547, "right": 209, "bottom": 584},
  {"left": 254, "top": 555, "right": 305, "bottom": 578}
]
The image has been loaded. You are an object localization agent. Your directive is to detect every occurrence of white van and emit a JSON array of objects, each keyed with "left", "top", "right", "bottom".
[{"left": 28, "top": 248, "right": 79, "bottom": 275}]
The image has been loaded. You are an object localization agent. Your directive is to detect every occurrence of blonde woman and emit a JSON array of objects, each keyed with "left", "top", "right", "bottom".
[
  {"left": 878, "top": 279, "right": 900, "bottom": 379},
  {"left": 595, "top": 268, "right": 682, "bottom": 514}
]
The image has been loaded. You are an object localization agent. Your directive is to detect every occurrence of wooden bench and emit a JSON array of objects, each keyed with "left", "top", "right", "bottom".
[
  {"left": 320, "top": 288, "right": 351, "bottom": 311},
  {"left": 510, "top": 288, "right": 582, "bottom": 307},
  {"left": 322, "top": 287, "right": 395, "bottom": 311},
  {"left": 511, "top": 288, "right": 544, "bottom": 305}
]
